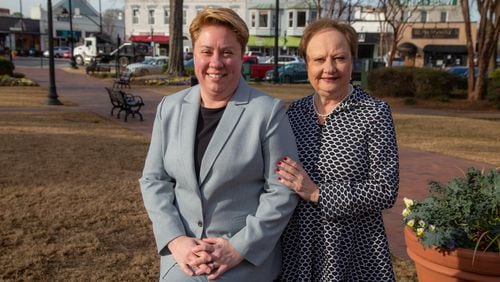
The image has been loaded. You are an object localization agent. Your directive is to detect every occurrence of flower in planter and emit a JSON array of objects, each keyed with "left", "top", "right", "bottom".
[{"left": 402, "top": 167, "right": 499, "bottom": 253}]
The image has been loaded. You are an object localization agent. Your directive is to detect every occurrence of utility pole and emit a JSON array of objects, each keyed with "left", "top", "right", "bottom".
[{"left": 19, "top": 0, "right": 24, "bottom": 55}]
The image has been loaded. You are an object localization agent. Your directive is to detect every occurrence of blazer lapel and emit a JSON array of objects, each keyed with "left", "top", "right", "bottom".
[
  {"left": 199, "top": 78, "right": 250, "bottom": 186},
  {"left": 179, "top": 85, "right": 202, "bottom": 191}
]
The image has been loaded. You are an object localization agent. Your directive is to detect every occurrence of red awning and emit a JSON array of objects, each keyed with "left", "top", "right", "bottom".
[{"left": 129, "top": 35, "right": 169, "bottom": 44}]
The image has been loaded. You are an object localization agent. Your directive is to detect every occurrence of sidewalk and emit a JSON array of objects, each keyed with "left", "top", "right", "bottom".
[{"left": 14, "top": 66, "right": 497, "bottom": 260}]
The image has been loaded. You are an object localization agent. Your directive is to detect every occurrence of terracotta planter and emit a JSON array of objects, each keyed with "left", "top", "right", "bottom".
[{"left": 404, "top": 227, "right": 500, "bottom": 282}]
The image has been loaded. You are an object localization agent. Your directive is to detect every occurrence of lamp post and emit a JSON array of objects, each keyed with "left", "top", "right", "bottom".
[
  {"left": 115, "top": 34, "right": 121, "bottom": 78},
  {"left": 273, "top": 0, "right": 279, "bottom": 83},
  {"left": 68, "top": 0, "right": 77, "bottom": 68},
  {"left": 98, "top": 0, "right": 103, "bottom": 34},
  {"left": 150, "top": 26, "right": 155, "bottom": 57},
  {"left": 46, "top": 0, "right": 62, "bottom": 105}
]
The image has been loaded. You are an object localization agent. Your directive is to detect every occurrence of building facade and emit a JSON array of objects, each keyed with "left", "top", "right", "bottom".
[{"left": 397, "top": 0, "right": 477, "bottom": 67}]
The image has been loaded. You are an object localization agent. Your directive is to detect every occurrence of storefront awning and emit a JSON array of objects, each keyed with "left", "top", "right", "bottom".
[
  {"left": 248, "top": 36, "right": 300, "bottom": 48},
  {"left": 423, "top": 45, "right": 467, "bottom": 53},
  {"left": 129, "top": 35, "right": 169, "bottom": 44}
]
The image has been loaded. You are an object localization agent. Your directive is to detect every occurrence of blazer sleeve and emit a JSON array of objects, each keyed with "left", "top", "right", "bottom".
[
  {"left": 319, "top": 102, "right": 400, "bottom": 220},
  {"left": 228, "top": 100, "right": 299, "bottom": 266},
  {"left": 139, "top": 98, "right": 186, "bottom": 255}
]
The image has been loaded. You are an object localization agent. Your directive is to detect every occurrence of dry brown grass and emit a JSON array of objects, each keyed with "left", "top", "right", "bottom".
[
  {"left": 394, "top": 113, "right": 500, "bottom": 166},
  {"left": 0, "top": 112, "right": 157, "bottom": 280},
  {"left": 0, "top": 86, "right": 77, "bottom": 107}
]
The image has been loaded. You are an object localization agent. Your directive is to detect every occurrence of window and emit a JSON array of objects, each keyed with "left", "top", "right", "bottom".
[
  {"left": 297, "top": 11, "right": 306, "bottom": 27},
  {"left": 132, "top": 8, "right": 139, "bottom": 24},
  {"left": 259, "top": 11, "right": 268, "bottom": 28},
  {"left": 288, "top": 11, "right": 293, "bottom": 27},
  {"left": 310, "top": 11, "right": 317, "bottom": 22},
  {"left": 420, "top": 11, "right": 427, "bottom": 23},
  {"left": 251, "top": 11, "right": 256, "bottom": 27},
  {"left": 164, "top": 8, "right": 169, "bottom": 24},
  {"left": 148, "top": 9, "right": 155, "bottom": 25},
  {"left": 440, "top": 11, "right": 447, "bottom": 22},
  {"left": 183, "top": 10, "right": 187, "bottom": 25}
]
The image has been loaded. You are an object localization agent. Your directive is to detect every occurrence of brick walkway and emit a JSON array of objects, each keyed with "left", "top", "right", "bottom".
[{"left": 15, "top": 66, "right": 497, "bottom": 260}]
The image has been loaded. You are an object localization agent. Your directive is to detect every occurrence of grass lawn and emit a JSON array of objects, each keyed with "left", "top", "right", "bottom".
[{"left": 1, "top": 84, "right": 498, "bottom": 280}]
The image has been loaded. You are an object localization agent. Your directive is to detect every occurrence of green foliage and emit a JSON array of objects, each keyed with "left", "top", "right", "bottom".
[
  {"left": 367, "top": 67, "right": 467, "bottom": 99},
  {"left": 367, "top": 67, "right": 415, "bottom": 97},
  {"left": 402, "top": 168, "right": 500, "bottom": 253},
  {"left": 487, "top": 70, "right": 500, "bottom": 109},
  {"left": 0, "top": 58, "right": 15, "bottom": 76}
]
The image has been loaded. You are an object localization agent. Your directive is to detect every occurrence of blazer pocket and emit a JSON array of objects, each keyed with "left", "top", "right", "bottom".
[{"left": 160, "top": 255, "right": 177, "bottom": 280}]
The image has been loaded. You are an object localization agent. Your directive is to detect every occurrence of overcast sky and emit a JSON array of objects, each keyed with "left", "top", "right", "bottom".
[{"left": 1, "top": 0, "right": 124, "bottom": 15}]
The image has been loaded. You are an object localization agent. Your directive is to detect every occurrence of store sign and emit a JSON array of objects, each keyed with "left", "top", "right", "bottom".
[
  {"left": 405, "top": 0, "right": 457, "bottom": 5},
  {"left": 412, "top": 28, "right": 459, "bottom": 39}
]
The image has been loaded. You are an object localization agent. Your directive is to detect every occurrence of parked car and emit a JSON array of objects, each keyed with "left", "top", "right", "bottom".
[
  {"left": 446, "top": 66, "right": 478, "bottom": 78},
  {"left": 264, "top": 55, "right": 304, "bottom": 65},
  {"left": 264, "top": 62, "right": 308, "bottom": 83},
  {"left": 43, "top": 46, "right": 72, "bottom": 58},
  {"left": 126, "top": 56, "right": 169, "bottom": 76},
  {"left": 184, "top": 58, "right": 194, "bottom": 68}
]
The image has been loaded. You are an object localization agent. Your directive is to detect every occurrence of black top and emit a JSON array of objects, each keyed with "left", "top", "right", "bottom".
[{"left": 194, "top": 106, "right": 226, "bottom": 181}]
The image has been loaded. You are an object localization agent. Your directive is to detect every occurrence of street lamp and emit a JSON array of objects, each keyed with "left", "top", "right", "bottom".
[
  {"left": 150, "top": 26, "right": 155, "bottom": 57},
  {"left": 273, "top": 0, "right": 280, "bottom": 83},
  {"left": 46, "top": 0, "right": 62, "bottom": 105},
  {"left": 67, "top": 0, "right": 77, "bottom": 68}
]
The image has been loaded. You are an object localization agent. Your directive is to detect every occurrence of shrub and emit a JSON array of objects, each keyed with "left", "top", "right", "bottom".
[
  {"left": 0, "top": 58, "right": 14, "bottom": 76},
  {"left": 486, "top": 69, "right": 500, "bottom": 109},
  {"left": 368, "top": 67, "right": 467, "bottom": 99},
  {"left": 367, "top": 67, "right": 415, "bottom": 97}
]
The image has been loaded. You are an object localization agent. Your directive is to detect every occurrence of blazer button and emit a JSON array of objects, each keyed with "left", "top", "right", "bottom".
[{"left": 197, "top": 221, "right": 203, "bottom": 227}]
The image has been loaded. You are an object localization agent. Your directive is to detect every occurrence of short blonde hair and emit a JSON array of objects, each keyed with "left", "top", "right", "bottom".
[
  {"left": 299, "top": 18, "right": 358, "bottom": 63},
  {"left": 189, "top": 8, "right": 249, "bottom": 54}
]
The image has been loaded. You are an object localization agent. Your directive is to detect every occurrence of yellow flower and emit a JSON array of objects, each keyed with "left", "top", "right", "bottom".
[
  {"left": 403, "top": 197, "right": 414, "bottom": 208},
  {"left": 418, "top": 220, "right": 426, "bottom": 228},
  {"left": 417, "top": 228, "right": 425, "bottom": 237},
  {"left": 402, "top": 208, "right": 411, "bottom": 217},
  {"left": 406, "top": 219, "right": 415, "bottom": 227},
  {"left": 429, "top": 225, "right": 436, "bottom": 232}
]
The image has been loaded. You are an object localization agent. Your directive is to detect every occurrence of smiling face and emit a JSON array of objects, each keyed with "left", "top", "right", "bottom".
[
  {"left": 306, "top": 28, "right": 352, "bottom": 99},
  {"left": 193, "top": 24, "right": 243, "bottom": 106}
]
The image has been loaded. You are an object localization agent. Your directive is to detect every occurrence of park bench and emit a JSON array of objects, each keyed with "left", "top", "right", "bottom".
[
  {"left": 112, "top": 71, "right": 132, "bottom": 89},
  {"left": 105, "top": 87, "right": 144, "bottom": 122}
]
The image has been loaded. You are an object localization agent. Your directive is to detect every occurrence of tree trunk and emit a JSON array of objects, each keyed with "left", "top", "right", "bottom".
[{"left": 168, "top": 0, "right": 184, "bottom": 76}]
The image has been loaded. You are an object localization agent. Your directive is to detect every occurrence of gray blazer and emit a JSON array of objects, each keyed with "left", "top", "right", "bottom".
[{"left": 139, "top": 78, "right": 299, "bottom": 281}]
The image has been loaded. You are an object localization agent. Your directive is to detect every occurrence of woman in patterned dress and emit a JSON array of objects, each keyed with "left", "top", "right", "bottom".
[{"left": 276, "top": 18, "right": 399, "bottom": 281}]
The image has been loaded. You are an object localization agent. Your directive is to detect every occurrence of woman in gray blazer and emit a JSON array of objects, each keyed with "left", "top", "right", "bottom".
[{"left": 139, "top": 8, "right": 299, "bottom": 281}]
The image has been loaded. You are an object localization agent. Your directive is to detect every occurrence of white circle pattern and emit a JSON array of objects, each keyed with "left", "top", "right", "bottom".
[{"left": 280, "top": 86, "right": 400, "bottom": 281}]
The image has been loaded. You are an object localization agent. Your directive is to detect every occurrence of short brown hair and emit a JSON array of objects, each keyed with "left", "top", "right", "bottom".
[
  {"left": 299, "top": 18, "right": 358, "bottom": 63},
  {"left": 189, "top": 8, "right": 249, "bottom": 54}
]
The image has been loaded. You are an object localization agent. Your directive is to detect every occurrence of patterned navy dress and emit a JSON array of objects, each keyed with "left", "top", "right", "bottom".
[{"left": 280, "top": 86, "right": 399, "bottom": 281}]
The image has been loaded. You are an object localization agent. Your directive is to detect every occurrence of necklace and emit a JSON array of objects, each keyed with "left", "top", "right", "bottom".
[{"left": 313, "top": 85, "right": 353, "bottom": 118}]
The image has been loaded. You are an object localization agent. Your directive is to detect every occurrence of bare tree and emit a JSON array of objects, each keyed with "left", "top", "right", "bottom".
[
  {"left": 378, "top": 0, "right": 418, "bottom": 66},
  {"left": 460, "top": 0, "right": 500, "bottom": 100},
  {"left": 167, "top": 0, "right": 184, "bottom": 76}
]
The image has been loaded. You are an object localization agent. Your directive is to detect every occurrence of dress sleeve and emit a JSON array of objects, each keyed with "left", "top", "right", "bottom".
[
  {"left": 139, "top": 98, "right": 186, "bottom": 255},
  {"left": 228, "top": 99, "right": 299, "bottom": 266},
  {"left": 319, "top": 102, "right": 399, "bottom": 220}
]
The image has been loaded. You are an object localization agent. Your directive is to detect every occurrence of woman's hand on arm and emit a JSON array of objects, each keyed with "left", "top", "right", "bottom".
[
  {"left": 167, "top": 236, "right": 213, "bottom": 276},
  {"left": 276, "top": 157, "right": 320, "bottom": 203}
]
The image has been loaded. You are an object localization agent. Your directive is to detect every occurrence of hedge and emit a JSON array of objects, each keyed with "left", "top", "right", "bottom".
[{"left": 0, "top": 58, "right": 15, "bottom": 76}]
